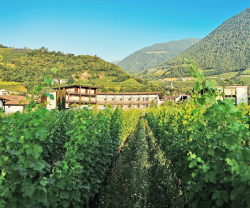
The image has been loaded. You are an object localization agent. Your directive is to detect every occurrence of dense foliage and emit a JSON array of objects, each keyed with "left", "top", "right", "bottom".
[
  {"left": 118, "top": 38, "right": 199, "bottom": 73},
  {"left": 97, "top": 118, "right": 181, "bottom": 207},
  {"left": 0, "top": 48, "right": 128, "bottom": 88},
  {"left": 0, "top": 106, "right": 141, "bottom": 208},
  {"left": 87, "top": 76, "right": 166, "bottom": 94},
  {"left": 0, "top": 47, "right": 168, "bottom": 94},
  {"left": 157, "top": 8, "right": 250, "bottom": 78},
  {"left": 0, "top": 45, "right": 9, "bottom": 49},
  {"left": 146, "top": 62, "right": 250, "bottom": 207}
]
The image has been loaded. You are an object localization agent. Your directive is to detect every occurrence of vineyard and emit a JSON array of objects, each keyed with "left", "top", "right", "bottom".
[
  {"left": 145, "top": 63, "right": 250, "bottom": 207},
  {"left": 1, "top": 62, "right": 250, "bottom": 207},
  {"left": 0, "top": 106, "right": 141, "bottom": 207}
]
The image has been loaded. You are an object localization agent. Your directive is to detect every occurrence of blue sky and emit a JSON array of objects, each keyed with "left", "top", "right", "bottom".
[{"left": 0, "top": 0, "right": 249, "bottom": 62}]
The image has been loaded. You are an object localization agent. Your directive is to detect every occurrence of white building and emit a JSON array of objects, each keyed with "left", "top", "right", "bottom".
[
  {"left": 0, "top": 89, "right": 9, "bottom": 95},
  {"left": 217, "top": 86, "right": 249, "bottom": 104},
  {"left": 42, "top": 85, "right": 161, "bottom": 110},
  {"left": 0, "top": 96, "right": 10, "bottom": 113},
  {"left": 52, "top": 78, "right": 67, "bottom": 85},
  {"left": 0, "top": 95, "right": 28, "bottom": 113},
  {"left": 97, "top": 92, "right": 162, "bottom": 109},
  {"left": 44, "top": 92, "right": 57, "bottom": 110}
]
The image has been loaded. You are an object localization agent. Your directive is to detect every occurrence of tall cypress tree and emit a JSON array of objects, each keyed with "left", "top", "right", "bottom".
[
  {"left": 57, "top": 87, "right": 61, "bottom": 110},
  {"left": 62, "top": 88, "right": 66, "bottom": 110}
]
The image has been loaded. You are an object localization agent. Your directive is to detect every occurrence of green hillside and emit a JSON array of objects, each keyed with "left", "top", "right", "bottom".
[
  {"left": 117, "top": 38, "right": 199, "bottom": 73},
  {"left": 0, "top": 47, "right": 166, "bottom": 93},
  {"left": 157, "top": 7, "right": 250, "bottom": 78},
  {"left": 0, "top": 48, "right": 128, "bottom": 84}
]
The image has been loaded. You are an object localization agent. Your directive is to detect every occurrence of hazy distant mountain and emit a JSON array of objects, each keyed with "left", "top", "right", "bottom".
[
  {"left": 158, "top": 7, "right": 250, "bottom": 78},
  {"left": 117, "top": 38, "right": 199, "bottom": 73},
  {"left": 111, "top": 60, "right": 121, "bottom": 64}
]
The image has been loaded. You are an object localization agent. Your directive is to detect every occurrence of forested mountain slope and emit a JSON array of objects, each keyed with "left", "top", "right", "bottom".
[
  {"left": 158, "top": 7, "right": 250, "bottom": 78},
  {"left": 117, "top": 38, "right": 199, "bottom": 73},
  {"left": 0, "top": 48, "right": 129, "bottom": 87},
  {"left": 0, "top": 47, "right": 166, "bottom": 93}
]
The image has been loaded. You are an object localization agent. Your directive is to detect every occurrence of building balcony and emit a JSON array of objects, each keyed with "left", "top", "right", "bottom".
[
  {"left": 97, "top": 101, "right": 155, "bottom": 105},
  {"left": 66, "top": 100, "right": 97, "bottom": 104},
  {"left": 68, "top": 92, "right": 96, "bottom": 96}
]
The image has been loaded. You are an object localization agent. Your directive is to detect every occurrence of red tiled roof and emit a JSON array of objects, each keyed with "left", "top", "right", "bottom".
[{"left": 0, "top": 95, "right": 29, "bottom": 106}]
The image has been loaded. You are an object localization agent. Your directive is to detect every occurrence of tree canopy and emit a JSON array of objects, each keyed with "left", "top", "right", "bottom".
[{"left": 0, "top": 48, "right": 128, "bottom": 86}]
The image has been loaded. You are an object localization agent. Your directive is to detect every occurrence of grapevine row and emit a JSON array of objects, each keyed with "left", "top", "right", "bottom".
[
  {"left": 0, "top": 106, "right": 141, "bottom": 208},
  {"left": 146, "top": 63, "right": 250, "bottom": 207}
]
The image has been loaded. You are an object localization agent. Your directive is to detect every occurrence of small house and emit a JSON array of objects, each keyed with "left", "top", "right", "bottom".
[
  {"left": 0, "top": 95, "right": 28, "bottom": 113},
  {"left": 0, "top": 96, "right": 10, "bottom": 113}
]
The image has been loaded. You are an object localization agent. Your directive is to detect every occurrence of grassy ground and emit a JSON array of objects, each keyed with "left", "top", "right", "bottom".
[
  {"left": 154, "top": 70, "right": 165, "bottom": 75},
  {"left": 150, "top": 79, "right": 196, "bottom": 90},
  {"left": 150, "top": 77, "right": 227, "bottom": 92},
  {"left": 150, "top": 80, "right": 168, "bottom": 86},
  {"left": 0, "top": 81, "right": 22, "bottom": 85},
  {"left": 97, "top": 118, "right": 181, "bottom": 207},
  {"left": 208, "top": 72, "right": 238, "bottom": 79},
  {"left": 0, "top": 85, "right": 27, "bottom": 93},
  {"left": 0, "top": 80, "right": 27, "bottom": 92},
  {"left": 236, "top": 76, "right": 250, "bottom": 85},
  {"left": 238, "top": 75, "right": 250, "bottom": 79},
  {"left": 241, "top": 68, "right": 250, "bottom": 75},
  {"left": 164, "top": 77, "right": 178, "bottom": 81}
]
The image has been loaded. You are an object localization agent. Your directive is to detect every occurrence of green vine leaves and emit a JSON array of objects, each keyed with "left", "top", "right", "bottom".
[{"left": 146, "top": 61, "right": 250, "bottom": 207}]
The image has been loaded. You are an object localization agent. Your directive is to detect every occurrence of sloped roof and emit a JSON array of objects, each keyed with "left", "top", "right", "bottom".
[
  {"left": 0, "top": 96, "right": 10, "bottom": 101},
  {"left": 0, "top": 95, "right": 28, "bottom": 106}
]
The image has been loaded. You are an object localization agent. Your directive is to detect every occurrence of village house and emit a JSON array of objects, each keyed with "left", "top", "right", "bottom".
[
  {"left": 0, "top": 96, "right": 9, "bottom": 113},
  {"left": 0, "top": 89, "right": 9, "bottom": 95},
  {"left": 0, "top": 95, "right": 28, "bottom": 113},
  {"left": 166, "top": 82, "right": 174, "bottom": 89},
  {"left": 52, "top": 78, "right": 67, "bottom": 85},
  {"left": 12, "top": 47, "right": 32, "bottom": 53}
]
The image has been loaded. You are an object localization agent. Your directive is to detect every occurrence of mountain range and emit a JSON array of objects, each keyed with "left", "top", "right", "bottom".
[
  {"left": 156, "top": 7, "right": 250, "bottom": 78},
  {"left": 1, "top": 7, "right": 250, "bottom": 92},
  {"left": 117, "top": 38, "right": 199, "bottom": 73}
]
